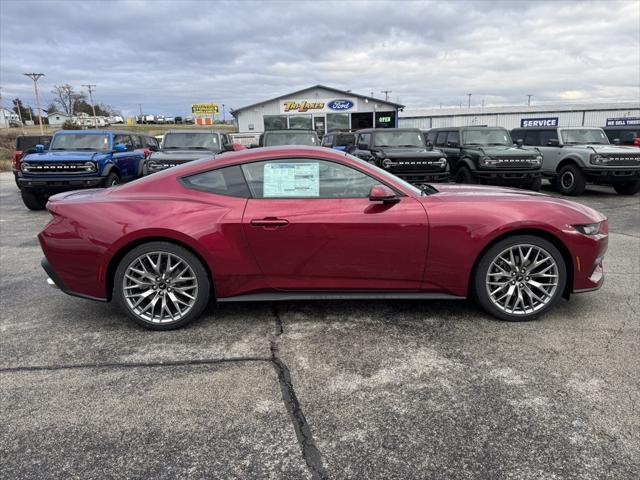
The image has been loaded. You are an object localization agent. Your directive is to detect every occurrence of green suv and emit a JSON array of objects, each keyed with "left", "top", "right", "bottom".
[{"left": 426, "top": 127, "right": 543, "bottom": 190}]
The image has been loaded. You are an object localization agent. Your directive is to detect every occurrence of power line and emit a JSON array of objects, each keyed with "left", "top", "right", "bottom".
[
  {"left": 23, "top": 73, "right": 45, "bottom": 134},
  {"left": 380, "top": 90, "right": 392, "bottom": 102}
]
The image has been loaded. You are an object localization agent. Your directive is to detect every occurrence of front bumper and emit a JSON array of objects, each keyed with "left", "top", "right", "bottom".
[
  {"left": 567, "top": 224, "right": 609, "bottom": 294},
  {"left": 583, "top": 167, "right": 640, "bottom": 183},
  {"left": 19, "top": 175, "right": 105, "bottom": 192},
  {"left": 475, "top": 169, "right": 541, "bottom": 183}
]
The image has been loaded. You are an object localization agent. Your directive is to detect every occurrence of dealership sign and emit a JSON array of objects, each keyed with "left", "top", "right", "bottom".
[
  {"left": 520, "top": 117, "right": 559, "bottom": 128},
  {"left": 606, "top": 117, "right": 640, "bottom": 126},
  {"left": 192, "top": 103, "right": 219, "bottom": 115},
  {"left": 281, "top": 98, "right": 356, "bottom": 114}
]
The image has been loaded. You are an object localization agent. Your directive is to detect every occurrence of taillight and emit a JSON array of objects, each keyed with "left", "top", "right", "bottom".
[
  {"left": 633, "top": 138, "right": 640, "bottom": 147},
  {"left": 12, "top": 151, "right": 23, "bottom": 170}
]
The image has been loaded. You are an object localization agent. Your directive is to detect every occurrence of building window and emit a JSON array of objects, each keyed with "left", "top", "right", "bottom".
[
  {"left": 288, "top": 115, "right": 312, "bottom": 130},
  {"left": 327, "top": 113, "right": 349, "bottom": 132},
  {"left": 264, "top": 115, "right": 288, "bottom": 131}
]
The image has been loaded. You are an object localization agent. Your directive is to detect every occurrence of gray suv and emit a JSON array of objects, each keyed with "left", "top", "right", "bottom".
[{"left": 511, "top": 127, "right": 640, "bottom": 195}]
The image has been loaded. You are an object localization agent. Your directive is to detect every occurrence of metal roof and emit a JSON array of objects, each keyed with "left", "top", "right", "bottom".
[
  {"left": 231, "top": 84, "right": 405, "bottom": 115},
  {"left": 400, "top": 102, "right": 640, "bottom": 118}
]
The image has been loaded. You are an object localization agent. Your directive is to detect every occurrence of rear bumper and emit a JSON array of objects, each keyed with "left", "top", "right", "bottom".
[
  {"left": 19, "top": 176, "right": 105, "bottom": 192},
  {"left": 41, "top": 258, "right": 107, "bottom": 302}
]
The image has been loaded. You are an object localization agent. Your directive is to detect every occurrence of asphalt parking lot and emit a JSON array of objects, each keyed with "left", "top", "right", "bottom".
[{"left": 1, "top": 171, "right": 639, "bottom": 480}]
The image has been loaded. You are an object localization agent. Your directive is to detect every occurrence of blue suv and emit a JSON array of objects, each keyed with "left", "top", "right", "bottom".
[{"left": 18, "top": 130, "right": 145, "bottom": 210}]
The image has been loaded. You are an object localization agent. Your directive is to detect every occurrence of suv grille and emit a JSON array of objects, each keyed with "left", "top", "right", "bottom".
[
  {"left": 495, "top": 157, "right": 536, "bottom": 168},
  {"left": 390, "top": 158, "right": 443, "bottom": 170},
  {"left": 22, "top": 162, "right": 95, "bottom": 174},
  {"left": 602, "top": 154, "right": 640, "bottom": 166}
]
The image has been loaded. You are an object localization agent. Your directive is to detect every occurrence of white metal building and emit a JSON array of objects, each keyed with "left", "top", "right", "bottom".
[
  {"left": 0, "top": 107, "right": 21, "bottom": 128},
  {"left": 398, "top": 102, "right": 640, "bottom": 130},
  {"left": 47, "top": 112, "right": 72, "bottom": 127},
  {"left": 231, "top": 85, "right": 404, "bottom": 135}
]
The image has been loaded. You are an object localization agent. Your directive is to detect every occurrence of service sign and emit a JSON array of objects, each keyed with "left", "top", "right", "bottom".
[
  {"left": 192, "top": 103, "right": 219, "bottom": 115},
  {"left": 606, "top": 117, "right": 640, "bottom": 126},
  {"left": 280, "top": 98, "right": 356, "bottom": 114},
  {"left": 520, "top": 117, "right": 559, "bottom": 128}
]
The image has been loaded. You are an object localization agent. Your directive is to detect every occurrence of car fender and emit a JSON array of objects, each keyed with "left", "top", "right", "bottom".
[
  {"left": 556, "top": 155, "right": 586, "bottom": 174},
  {"left": 457, "top": 157, "right": 476, "bottom": 172},
  {"left": 101, "top": 161, "right": 118, "bottom": 178}
]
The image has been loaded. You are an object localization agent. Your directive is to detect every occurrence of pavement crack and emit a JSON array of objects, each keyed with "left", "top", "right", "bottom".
[
  {"left": 272, "top": 302, "right": 284, "bottom": 336},
  {"left": 270, "top": 341, "right": 328, "bottom": 480},
  {"left": 0, "top": 356, "right": 270, "bottom": 374}
]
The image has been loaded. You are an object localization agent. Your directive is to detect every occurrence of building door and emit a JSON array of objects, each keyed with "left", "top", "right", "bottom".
[{"left": 313, "top": 116, "right": 325, "bottom": 137}]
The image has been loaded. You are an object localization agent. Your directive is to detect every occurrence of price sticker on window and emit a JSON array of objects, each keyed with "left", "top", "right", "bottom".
[{"left": 263, "top": 163, "right": 320, "bottom": 197}]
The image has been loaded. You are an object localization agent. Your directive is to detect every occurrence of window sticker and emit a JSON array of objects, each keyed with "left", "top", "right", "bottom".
[{"left": 263, "top": 162, "right": 319, "bottom": 197}]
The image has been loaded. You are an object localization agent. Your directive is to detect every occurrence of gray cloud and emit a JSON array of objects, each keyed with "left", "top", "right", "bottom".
[{"left": 1, "top": 0, "right": 638, "bottom": 117}]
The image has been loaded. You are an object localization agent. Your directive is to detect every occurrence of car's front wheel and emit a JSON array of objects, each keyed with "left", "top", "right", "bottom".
[
  {"left": 613, "top": 180, "right": 640, "bottom": 195},
  {"left": 455, "top": 166, "right": 477, "bottom": 184},
  {"left": 21, "top": 189, "right": 47, "bottom": 210},
  {"left": 104, "top": 172, "right": 120, "bottom": 187},
  {"left": 113, "top": 242, "right": 211, "bottom": 330},
  {"left": 474, "top": 235, "right": 567, "bottom": 321},
  {"left": 525, "top": 177, "right": 542, "bottom": 191},
  {"left": 557, "top": 164, "right": 586, "bottom": 196}
]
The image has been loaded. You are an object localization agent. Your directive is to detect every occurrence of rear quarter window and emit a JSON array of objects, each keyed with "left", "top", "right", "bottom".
[{"left": 181, "top": 165, "right": 250, "bottom": 198}]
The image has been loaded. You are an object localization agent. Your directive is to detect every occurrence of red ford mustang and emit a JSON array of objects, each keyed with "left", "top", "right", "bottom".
[{"left": 39, "top": 146, "right": 608, "bottom": 330}]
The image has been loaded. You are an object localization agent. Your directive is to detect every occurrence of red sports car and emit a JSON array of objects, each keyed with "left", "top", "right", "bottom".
[{"left": 39, "top": 146, "right": 608, "bottom": 330}]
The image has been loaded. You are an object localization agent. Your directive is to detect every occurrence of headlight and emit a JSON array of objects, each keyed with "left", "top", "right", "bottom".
[
  {"left": 573, "top": 222, "right": 602, "bottom": 235},
  {"left": 531, "top": 155, "right": 543, "bottom": 166},
  {"left": 479, "top": 156, "right": 499, "bottom": 167},
  {"left": 21, "top": 162, "right": 30, "bottom": 172},
  {"left": 590, "top": 154, "right": 609, "bottom": 165},
  {"left": 433, "top": 158, "right": 447, "bottom": 168},
  {"left": 382, "top": 158, "right": 393, "bottom": 169},
  {"left": 83, "top": 161, "right": 96, "bottom": 172}
]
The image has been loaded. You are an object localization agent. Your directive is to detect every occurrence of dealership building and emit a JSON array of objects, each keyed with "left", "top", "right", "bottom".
[
  {"left": 398, "top": 102, "right": 640, "bottom": 130},
  {"left": 231, "top": 85, "right": 404, "bottom": 135}
]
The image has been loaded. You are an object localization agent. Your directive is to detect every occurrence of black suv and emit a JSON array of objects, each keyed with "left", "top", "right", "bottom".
[
  {"left": 426, "top": 127, "right": 543, "bottom": 190},
  {"left": 602, "top": 125, "right": 639, "bottom": 148},
  {"left": 321, "top": 130, "right": 357, "bottom": 152},
  {"left": 350, "top": 128, "right": 448, "bottom": 184}
]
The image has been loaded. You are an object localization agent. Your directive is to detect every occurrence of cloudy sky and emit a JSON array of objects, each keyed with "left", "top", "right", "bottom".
[{"left": 1, "top": 0, "right": 638, "bottom": 117}]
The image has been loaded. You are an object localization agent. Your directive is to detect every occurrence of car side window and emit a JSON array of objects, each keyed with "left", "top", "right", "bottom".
[
  {"left": 132, "top": 135, "right": 143, "bottom": 149},
  {"left": 358, "top": 133, "right": 371, "bottom": 148},
  {"left": 446, "top": 130, "right": 459, "bottom": 147},
  {"left": 539, "top": 130, "right": 558, "bottom": 146},
  {"left": 524, "top": 130, "right": 539, "bottom": 146},
  {"left": 435, "top": 131, "right": 447, "bottom": 147},
  {"left": 321, "top": 135, "right": 332, "bottom": 147},
  {"left": 181, "top": 165, "right": 250, "bottom": 197},
  {"left": 113, "top": 134, "right": 133, "bottom": 150},
  {"left": 426, "top": 131, "right": 437, "bottom": 144},
  {"left": 241, "top": 159, "right": 379, "bottom": 199}
]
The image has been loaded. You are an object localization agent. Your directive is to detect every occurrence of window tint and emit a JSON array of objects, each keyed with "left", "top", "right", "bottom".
[
  {"left": 540, "top": 130, "right": 558, "bottom": 146},
  {"left": 358, "top": 133, "right": 371, "bottom": 147},
  {"left": 241, "top": 159, "right": 378, "bottom": 199},
  {"left": 446, "top": 130, "right": 459, "bottom": 147},
  {"left": 321, "top": 134, "right": 333, "bottom": 147},
  {"left": 523, "top": 130, "right": 539, "bottom": 146},
  {"left": 435, "top": 131, "right": 447, "bottom": 147},
  {"left": 181, "top": 165, "right": 250, "bottom": 197},
  {"left": 426, "top": 131, "right": 437, "bottom": 144}
]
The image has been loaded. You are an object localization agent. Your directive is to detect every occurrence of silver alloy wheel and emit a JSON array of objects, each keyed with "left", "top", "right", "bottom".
[
  {"left": 561, "top": 171, "right": 575, "bottom": 190},
  {"left": 486, "top": 244, "right": 559, "bottom": 315},
  {"left": 111, "top": 178, "right": 119, "bottom": 186},
  {"left": 122, "top": 251, "right": 198, "bottom": 323}
]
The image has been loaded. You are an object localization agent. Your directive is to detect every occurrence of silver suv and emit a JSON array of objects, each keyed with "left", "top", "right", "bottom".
[{"left": 511, "top": 126, "right": 640, "bottom": 195}]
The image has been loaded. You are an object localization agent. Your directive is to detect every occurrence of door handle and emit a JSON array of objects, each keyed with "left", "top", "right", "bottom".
[{"left": 250, "top": 217, "right": 289, "bottom": 228}]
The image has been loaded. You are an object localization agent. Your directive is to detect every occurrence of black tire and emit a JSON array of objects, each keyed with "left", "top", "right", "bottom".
[
  {"left": 526, "top": 177, "right": 542, "bottom": 191},
  {"left": 113, "top": 241, "right": 211, "bottom": 330},
  {"left": 104, "top": 171, "right": 120, "bottom": 187},
  {"left": 613, "top": 180, "right": 640, "bottom": 195},
  {"left": 21, "top": 189, "right": 47, "bottom": 210},
  {"left": 557, "top": 164, "right": 586, "bottom": 196},
  {"left": 456, "top": 166, "right": 477, "bottom": 184},
  {"left": 14, "top": 176, "right": 22, "bottom": 190},
  {"left": 473, "top": 235, "right": 567, "bottom": 322}
]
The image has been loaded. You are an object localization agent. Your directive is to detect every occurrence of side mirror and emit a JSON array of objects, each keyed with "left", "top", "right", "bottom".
[
  {"left": 613, "top": 138, "right": 621, "bottom": 145},
  {"left": 547, "top": 139, "right": 560, "bottom": 147},
  {"left": 114, "top": 143, "right": 128, "bottom": 152},
  {"left": 35, "top": 144, "right": 45, "bottom": 153},
  {"left": 369, "top": 184, "right": 399, "bottom": 204},
  {"left": 425, "top": 140, "right": 434, "bottom": 149},
  {"left": 516, "top": 138, "right": 524, "bottom": 147},
  {"left": 223, "top": 143, "right": 235, "bottom": 152},
  {"left": 357, "top": 142, "right": 369, "bottom": 150},
  {"left": 446, "top": 141, "right": 459, "bottom": 148}
]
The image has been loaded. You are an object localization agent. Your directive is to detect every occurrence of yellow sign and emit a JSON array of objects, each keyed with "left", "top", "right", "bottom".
[
  {"left": 192, "top": 103, "right": 219, "bottom": 115},
  {"left": 283, "top": 101, "right": 325, "bottom": 113},
  {"left": 126, "top": 117, "right": 135, "bottom": 125}
]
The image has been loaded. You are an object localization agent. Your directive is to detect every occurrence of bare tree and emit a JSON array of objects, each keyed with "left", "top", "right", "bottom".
[{"left": 51, "top": 84, "right": 85, "bottom": 115}]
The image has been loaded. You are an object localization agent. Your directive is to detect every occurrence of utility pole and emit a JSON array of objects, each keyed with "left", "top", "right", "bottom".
[
  {"left": 526, "top": 94, "right": 533, "bottom": 106},
  {"left": 222, "top": 103, "right": 225, "bottom": 123},
  {"left": 467, "top": 93, "right": 472, "bottom": 108},
  {"left": 23, "top": 73, "right": 45, "bottom": 134},
  {"left": 380, "top": 90, "right": 392, "bottom": 102},
  {"left": 82, "top": 84, "right": 97, "bottom": 128}
]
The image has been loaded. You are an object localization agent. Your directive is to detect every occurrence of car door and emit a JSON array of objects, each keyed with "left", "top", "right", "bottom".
[
  {"left": 534, "top": 129, "right": 561, "bottom": 174},
  {"left": 241, "top": 157, "right": 429, "bottom": 291},
  {"left": 112, "top": 134, "right": 138, "bottom": 179}
]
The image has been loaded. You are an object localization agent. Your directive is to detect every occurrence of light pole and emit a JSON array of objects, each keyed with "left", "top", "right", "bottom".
[
  {"left": 381, "top": 90, "right": 392, "bottom": 102},
  {"left": 467, "top": 93, "right": 472, "bottom": 108},
  {"left": 23, "top": 73, "right": 45, "bottom": 134},
  {"left": 526, "top": 94, "right": 533, "bottom": 106},
  {"left": 82, "top": 84, "right": 97, "bottom": 128},
  {"left": 222, "top": 103, "right": 225, "bottom": 123}
]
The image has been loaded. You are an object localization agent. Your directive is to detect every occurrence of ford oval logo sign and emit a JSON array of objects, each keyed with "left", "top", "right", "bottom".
[{"left": 327, "top": 99, "right": 354, "bottom": 111}]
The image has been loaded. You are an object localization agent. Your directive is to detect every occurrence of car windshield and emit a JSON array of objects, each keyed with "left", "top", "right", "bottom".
[
  {"left": 346, "top": 153, "right": 428, "bottom": 196},
  {"left": 462, "top": 129, "right": 512, "bottom": 146},
  {"left": 49, "top": 134, "right": 110, "bottom": 151},
  {"left": 163, "top": 133, "right": 221, "bottom": 150},
  {"left": 561, "top": 129, "right": 610, "bottom": 145},
  {"left": 264, "top": 132, "right": 318, "bottom": 146},
  {"left": 374, "top": 131, "right": 424, "bottom": 148}
]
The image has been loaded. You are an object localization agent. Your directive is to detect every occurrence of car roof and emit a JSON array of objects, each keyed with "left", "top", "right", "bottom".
[
  {"left": 165, "top": 129, "right": 225, "bottom": 134},
  {"left": 602, "top": 125, "right": 638, "bottom": 130},
  {"left": 54, "top": 129, "right": 137, "bottom": 135},
  {"left": 356, "top": 128, "right": 421, "bottom": 133}
]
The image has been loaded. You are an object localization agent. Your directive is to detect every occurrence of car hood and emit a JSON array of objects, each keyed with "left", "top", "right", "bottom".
[
  {"left": 22, "top": 151, "right": 106, "bottom": 162},
  {"left": 377, "top": 147, "right": 444, "bottom": 158},
  {"left": 150, "top": 150, "right": 218, "bottom": 161},
  {"left": 574, "top": 144, "right": 640, "bottom": 154},
  {"left": 425, "top": 184, "right": 606, "bottom": 222},
  {"left": 474, "top": 146, "right": 539, "bottom": 157}
]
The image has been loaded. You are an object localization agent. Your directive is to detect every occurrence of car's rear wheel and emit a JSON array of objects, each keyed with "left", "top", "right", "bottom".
[
  {"left": 113, "top": 242, "right": 211, "bottom": 330},
  {"left": 456, "top": 166, "right": 477, "bottom": 184},
  {"left": 474, "top": 235, "right": 566, "bottom": 321},
  {"left": 613, "top": 180, "right": 640, "bottom": 195},
  {"left": 21, "top": 189, "right": 47, "bottom": 210},
  {"left": 557, "top": 164, "right": 586, "bottom": 196}
]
